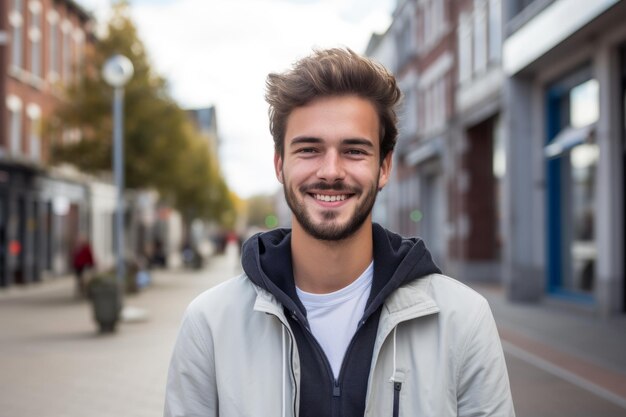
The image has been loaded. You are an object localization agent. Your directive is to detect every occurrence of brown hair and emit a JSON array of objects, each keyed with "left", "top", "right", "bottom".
[{"left": 265, "top": 48, "right": 402, "bottom": 162}]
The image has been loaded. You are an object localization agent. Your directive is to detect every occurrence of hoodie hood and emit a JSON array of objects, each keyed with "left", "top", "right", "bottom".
[{"left": 241, "top": 223, "right": 441, "bottom": 327}]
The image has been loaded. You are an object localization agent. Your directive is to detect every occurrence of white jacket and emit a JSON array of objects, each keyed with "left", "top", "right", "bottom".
[{"left": 165, "top": 272, "right": 515, "bottom": 417}]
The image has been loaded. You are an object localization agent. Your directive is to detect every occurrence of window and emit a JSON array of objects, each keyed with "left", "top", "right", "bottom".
[
  {"left": 395, "top": 18, "right": 413, "bottom": 70},
  {"left": 473, "top": 0, "right": 488, "bottom": 74},
  {"left": 62, "top": 20, "right": 72, "bottom": 84},
  {"left": 27, "top": 104, "right": 42, "bottom": 161},
  {"left": 545, "top": 68, "right": 599, "bottom": 298},
  {"left": 48, "top": 12, "right": 59, "bottom": 79},
  {"left": 74, "top": 29, "right": 85, "bottom": 77},
  {"left": 7, "top": 96, "right": 23, "bottom": 155},
  {"left": 422, "top": 0, "right": 446, "bottom": 47},
  {"left": 458, "top": 12, "right": 473, "bottom": 84},
  {"left": 515, "top": 0, "right": 535, "bottom": 15},
  {"left": 488, "top": 0, "right": 502, "bottom": 62},
  {"left": 570, "top": 79, "right": 599, "bottom": 128},
  {"left": 422, "top": 77, "right": 448, "bottom": 133},
  {"left": 29, "top": 1, "right": 43, "bottom": 78},
  {"left": 403, "top": 87, "right": 418, "bottom": 134},
  {"left": 10, "top": 0, "right": 24, "bottom": 69}
]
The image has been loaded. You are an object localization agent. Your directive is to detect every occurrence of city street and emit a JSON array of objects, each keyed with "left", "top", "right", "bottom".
[{"left": 1, "top": 246, "right": 625, "bottom": 417}]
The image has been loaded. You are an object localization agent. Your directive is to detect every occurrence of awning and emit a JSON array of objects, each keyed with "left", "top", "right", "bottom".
[{"left": 544, "top": 123, "right": 595, "bottom": 159}]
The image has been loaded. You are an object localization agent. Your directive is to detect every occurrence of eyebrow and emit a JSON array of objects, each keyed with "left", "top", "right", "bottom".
[
  {"left": 289, "top": 136, "right": 374, "bottom": 148},
  {"left": 342, "top": 138, "right": 374, "bottom": 148},
  {"left": 290, "top": 136, "right": 323, "bottom": 146}
]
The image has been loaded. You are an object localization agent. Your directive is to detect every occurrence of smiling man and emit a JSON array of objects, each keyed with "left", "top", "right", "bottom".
[{"left": 165, "top": 48, "right": 515, "bottom": 417}]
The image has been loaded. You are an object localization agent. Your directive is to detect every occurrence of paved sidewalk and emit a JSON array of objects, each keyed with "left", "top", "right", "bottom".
[
  {"left": 0, "top": 247, "right": 241, "bottom": 417},
  {"left": 472, "top": 283, "right": 626, "bottom": 416}
]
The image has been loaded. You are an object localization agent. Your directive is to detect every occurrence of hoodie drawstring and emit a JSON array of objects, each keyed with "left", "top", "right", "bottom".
[
  {"left": 388, "top": 326, "right": 397, "bottom": 383},
  {"left": 282, "top": 325, "right": 287, "bottom": 417}
]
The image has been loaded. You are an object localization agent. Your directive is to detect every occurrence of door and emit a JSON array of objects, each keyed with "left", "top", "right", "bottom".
[{"left": 545, "top": 65, "right": 599, "bottom": 302}]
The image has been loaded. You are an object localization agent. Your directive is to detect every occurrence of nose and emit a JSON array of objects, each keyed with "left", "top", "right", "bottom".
[{"left": 316, "top": 150, "right": 345, "bottom": 182}]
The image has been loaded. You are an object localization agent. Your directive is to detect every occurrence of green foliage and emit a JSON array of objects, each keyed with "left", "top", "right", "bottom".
[{"left": 50, "top": 1, "right": 234, "bottom": 225}]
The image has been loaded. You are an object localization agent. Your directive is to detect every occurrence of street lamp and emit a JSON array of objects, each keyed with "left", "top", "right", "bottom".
[{"left": 102, "top": 54, "right": 134, "bottom": 293}]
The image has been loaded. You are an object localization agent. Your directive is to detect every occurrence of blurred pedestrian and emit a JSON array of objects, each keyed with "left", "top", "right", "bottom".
[
  {"left": 72, "top": 236, "right": 95, "bottom": 298},
  {"left": 165, "top": 48, "right": 515, "bottom": 417}
]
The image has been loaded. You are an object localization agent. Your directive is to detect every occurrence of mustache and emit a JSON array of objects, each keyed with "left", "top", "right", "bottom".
[{"left": 299, "top": 182, "right": 360, "bottom": 194}]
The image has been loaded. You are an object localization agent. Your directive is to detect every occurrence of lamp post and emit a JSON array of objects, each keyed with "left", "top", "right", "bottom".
[{"left": 102, "top": 54, "right": 134, "bottom": 293}]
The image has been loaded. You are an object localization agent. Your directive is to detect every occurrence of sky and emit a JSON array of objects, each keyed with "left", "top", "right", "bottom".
[{"left": 75, "top": 0, "right": 396, "bottom": 198}]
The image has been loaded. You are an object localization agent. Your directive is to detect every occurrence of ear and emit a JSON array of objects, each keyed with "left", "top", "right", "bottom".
[
  {"left": 274, "top": 152, "right": 284, "bottom": 184},
  {"left": 378, "top": 152, "right": 393, "bottom": 190}
]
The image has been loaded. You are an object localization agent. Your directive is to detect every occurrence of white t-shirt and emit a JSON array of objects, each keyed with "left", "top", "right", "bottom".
[{"left": 296, "top": 261, "right": 374, "bottom": 379}]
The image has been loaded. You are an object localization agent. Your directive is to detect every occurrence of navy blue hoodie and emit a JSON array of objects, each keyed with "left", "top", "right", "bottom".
[{"left": 241, "top": 223, "right": 440, "bottom": 417}]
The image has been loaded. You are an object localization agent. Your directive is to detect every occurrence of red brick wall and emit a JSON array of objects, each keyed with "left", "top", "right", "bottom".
[{"left": 3, "top": 0, "right": 92, "bottom": 163}]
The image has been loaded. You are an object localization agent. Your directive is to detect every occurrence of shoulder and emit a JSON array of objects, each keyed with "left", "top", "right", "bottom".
[
  {"left": 184, "top": 274, "right": 259, "bottom": 324},
  {"left": 418, "top": 273, "right": 490, "bottom": 317}
]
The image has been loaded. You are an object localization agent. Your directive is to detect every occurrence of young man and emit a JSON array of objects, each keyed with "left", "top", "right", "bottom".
[{"left": 165, "top": 48, "right": 515, "bottom": 417}]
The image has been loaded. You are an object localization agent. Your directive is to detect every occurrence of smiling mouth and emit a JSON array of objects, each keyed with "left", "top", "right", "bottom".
[{"left": 312, "top": 194, "right": 350, "bottom": 202}]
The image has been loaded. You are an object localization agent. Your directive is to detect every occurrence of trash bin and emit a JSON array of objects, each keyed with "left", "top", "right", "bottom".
[{"left": 88, "top": 275, "right": 122, "bottom": 333}]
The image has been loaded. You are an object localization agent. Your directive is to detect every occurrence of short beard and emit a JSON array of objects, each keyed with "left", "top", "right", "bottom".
[{"left": 283, "top": 178, "right": 379, "bottom": 241}]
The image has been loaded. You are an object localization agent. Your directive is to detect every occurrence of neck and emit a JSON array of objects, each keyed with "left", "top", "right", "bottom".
[{"left": 291, "top": 219, "right": 374, "bottom": 294}]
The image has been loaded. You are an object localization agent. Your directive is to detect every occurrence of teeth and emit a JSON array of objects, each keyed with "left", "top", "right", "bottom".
[{"left": 314, "top": 194, "right": 347, "bottom": 202}]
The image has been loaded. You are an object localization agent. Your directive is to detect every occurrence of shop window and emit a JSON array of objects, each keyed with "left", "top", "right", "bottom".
[{"left": 570, "top": 79, "right": 599, "bottom": 128}]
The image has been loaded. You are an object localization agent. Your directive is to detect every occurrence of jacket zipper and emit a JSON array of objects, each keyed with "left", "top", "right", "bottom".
[
  {"left": 392, "top": 381, "right": 402, "bottom": 417},
  {"left": 303, "top": 317, "right": 370, "bottom": 417},
  {"left": 300, "top": 324, "right": 342, "bottom": 416},
  {"left": 274, "top": 313, "right": 299, "bottom": 417}
]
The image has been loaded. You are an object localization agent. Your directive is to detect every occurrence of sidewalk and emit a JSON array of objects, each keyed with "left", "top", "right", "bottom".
[
  {"left": 0, "top": 247, "right": 241, "bottom": 417},
  {"left": 472, "top": 283, "right": 626, "bottom": 413}
]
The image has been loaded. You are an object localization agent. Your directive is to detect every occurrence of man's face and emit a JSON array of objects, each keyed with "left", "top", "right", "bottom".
[{"left": 274, "top": 95, "right": 391, "bottom": 241}]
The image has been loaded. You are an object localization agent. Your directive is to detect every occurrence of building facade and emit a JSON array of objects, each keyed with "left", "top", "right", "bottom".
[
  {"left": 1, "top": 0, "right": 93, "bottom": 286},
  {"left": 381, "top": 0, "right": 456, "bottom": 268},
  {"left": 502, "top": 0, "right": 625, "bottom": 316},
  {"left": 449, "top": 0, "right": 505, "bottom": 282},
  {"left": 368, "top": 0, "right": 624, "bottom": 317}
]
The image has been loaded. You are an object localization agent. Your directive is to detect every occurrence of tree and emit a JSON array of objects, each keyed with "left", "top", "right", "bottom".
[{"left": 50, "top": 1, "right": 233, "bottom": 225}]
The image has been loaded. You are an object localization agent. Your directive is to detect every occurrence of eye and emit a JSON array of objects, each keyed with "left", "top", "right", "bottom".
[
  {"left": 346, "top": 149, "right": 368, "bottom": 156},
  {"left": 295, "top": 147, "right": 318, "bottom": 155}
]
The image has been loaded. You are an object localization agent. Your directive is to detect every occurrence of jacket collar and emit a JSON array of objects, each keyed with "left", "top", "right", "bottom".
[
  {"left": 253, "top": 284, "right": 290, "bottom": 324},
  {"left": 252, "top": 273, "right": 440, "bottom": 330},
  {"left": 383, "top": 274, "right": 439, "bottom": 319}
]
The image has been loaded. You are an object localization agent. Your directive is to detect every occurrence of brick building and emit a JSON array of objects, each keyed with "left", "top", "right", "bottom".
[
  {"left": 0, "top": 0, "right": 93, "bottom": 287},
  {"left": 382, "top": 0, "right": 456, "bottom": 268},
  {"left": 447, "top": 0, "right": 504, "bottom": 282}
]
